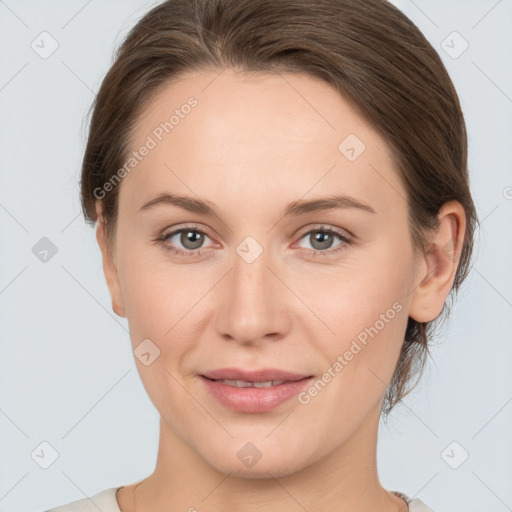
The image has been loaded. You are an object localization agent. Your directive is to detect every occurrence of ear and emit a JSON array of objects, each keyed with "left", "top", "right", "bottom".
[
  {"left": 408, "top": 200, "right": 466, "bottom": 323},
  {"left": 95, "top": 201, "right": 126, "bottom": 318}
]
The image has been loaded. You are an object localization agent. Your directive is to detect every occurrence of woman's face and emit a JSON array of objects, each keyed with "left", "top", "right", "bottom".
[{"left": 99, "top": 69, "right": 429, "bottom": 477}]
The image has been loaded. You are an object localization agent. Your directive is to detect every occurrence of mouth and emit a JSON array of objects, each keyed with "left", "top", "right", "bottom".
[
  {"left": 199, "top": 372, "right": 314, "bottom": 413},
  {"left": 202, "top": 377, "right": 297, "bottom": 388},
  {"left": 200, "top": 367, "right": 312, "bottom": 383}
]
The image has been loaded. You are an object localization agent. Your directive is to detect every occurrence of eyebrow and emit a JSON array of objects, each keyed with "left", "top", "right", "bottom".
[{"left": 138, "top": 193, "right": 376, "bottom": 217}]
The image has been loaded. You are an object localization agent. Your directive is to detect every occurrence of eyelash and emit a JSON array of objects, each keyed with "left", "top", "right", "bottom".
[{"left": 155, "top": 224, "right": 352, "bottom": 258}]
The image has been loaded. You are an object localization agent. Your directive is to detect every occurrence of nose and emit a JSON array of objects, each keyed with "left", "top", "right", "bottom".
[{"left": 214, "top": 244, "right": 291, "bottom": 345}]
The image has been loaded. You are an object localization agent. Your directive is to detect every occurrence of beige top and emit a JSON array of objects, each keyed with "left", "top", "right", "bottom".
[{"left": 44, "top": 487, "right": 439, "bottom": 511}]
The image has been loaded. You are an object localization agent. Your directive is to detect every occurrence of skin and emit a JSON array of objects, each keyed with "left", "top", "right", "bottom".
[{"left": 96, "top": 68, "right": 466, "bottom": 512}]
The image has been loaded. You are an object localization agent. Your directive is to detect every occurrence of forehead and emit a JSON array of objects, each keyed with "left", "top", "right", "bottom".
[
  {"left": 131, "top": 68, "right": 387, "bottom": 155},
  {"left": 122, "top": 68, "right": 405, "bottom": 216}
]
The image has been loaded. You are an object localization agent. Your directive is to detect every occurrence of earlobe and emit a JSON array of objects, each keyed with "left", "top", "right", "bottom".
[
  {"left": 95, "top": 205, "right": 126, "bottom": 318},
  {"left": 408, "top": 200, "right": 466, "bottom": 323}
]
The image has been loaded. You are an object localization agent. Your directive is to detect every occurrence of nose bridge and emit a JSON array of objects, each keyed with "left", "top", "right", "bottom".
[{"left": 215, "top": 239, "right": 288, "bottom": 343}]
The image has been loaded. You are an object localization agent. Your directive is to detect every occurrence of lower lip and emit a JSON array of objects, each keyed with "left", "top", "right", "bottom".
[{"left": 200, "top": 376, "right": 313, "bottom": 413}]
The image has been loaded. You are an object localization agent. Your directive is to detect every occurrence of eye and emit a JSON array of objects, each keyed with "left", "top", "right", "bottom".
[
  {"left": 295, "top": 226, "right": 352, "bottom": 256},
  {"left": 156, "top": 225, "right": 213, "bottom": 257},
  {"left": 155, "top": 224, "right": 353, "bottom": 258}
]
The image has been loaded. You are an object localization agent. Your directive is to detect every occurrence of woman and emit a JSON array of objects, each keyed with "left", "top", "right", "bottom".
[{"left": 47, "top": 0, "right": 477, "bottom": 510}]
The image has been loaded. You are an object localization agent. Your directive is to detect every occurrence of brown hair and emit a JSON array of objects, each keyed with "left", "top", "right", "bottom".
[{"left": 80, "top": 0, "right": 478, "bottom": 416}]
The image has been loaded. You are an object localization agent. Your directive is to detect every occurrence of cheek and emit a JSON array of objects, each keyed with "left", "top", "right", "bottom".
[
  {"left": 116, "top": 236, "right": 184, "bottom": 338},
  {"left": 116, "top": 249, "right": 199, "bottom": 409},
  {"left": 310, "top": 241, "right": 412, "bottom": 323},
  {"left": 296, "top": 258, "right": 411, "bottom": 429},
  {"left": 302, "top": 242, "right": 413, "bottom": 376}
]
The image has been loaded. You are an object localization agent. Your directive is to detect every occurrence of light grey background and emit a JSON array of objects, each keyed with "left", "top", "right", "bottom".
[{"left": 0, "top": 1, "right": 511, "bottom": 511}]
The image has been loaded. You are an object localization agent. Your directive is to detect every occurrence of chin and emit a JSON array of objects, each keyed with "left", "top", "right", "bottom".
[
  {"left": 210, "top": 456, "right": 307, "bottom": 479},
  {"left": 199, "top": 437, "right": 316, "bottom": 479}
]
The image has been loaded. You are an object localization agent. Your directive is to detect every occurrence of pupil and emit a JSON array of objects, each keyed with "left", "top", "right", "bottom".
[
  {"left": 313, "top": 231, "right": 332, "bottom": 250},
  {"left": 182, "top": 231, "right": 203, "bottom": 249}
]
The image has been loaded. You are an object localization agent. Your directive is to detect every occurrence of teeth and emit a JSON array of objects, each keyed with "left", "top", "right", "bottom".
[
  {"left": 253, "top": 380, "right": 285, "bottom": 388},
  {"left": 217, "top": 379, "right": 285, "bottom": 388}
]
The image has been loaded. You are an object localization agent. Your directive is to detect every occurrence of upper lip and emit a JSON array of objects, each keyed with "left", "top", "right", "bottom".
[{"left": 201, "top": 367, "right": 312, "bottom": 382}]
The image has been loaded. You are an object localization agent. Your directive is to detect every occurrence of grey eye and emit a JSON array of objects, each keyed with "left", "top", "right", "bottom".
[
  {"left": 298, "top": 229, "right": 344, "bottom": 251},
  {"left": 168, "top": 229, "right": 207, "bottom": 250}
]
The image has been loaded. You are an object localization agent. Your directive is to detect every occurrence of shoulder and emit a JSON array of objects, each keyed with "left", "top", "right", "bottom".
[
  {"left": 408, "top": 497, "right": 440, "bottom": 512},
  {"left": 391, "top": 490, "right": 440, "bottom": 512},
  {"left": 43, "top": 487, "right": 121, "bottom": 512}
]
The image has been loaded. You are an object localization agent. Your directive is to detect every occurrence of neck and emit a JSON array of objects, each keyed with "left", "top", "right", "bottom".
[{"left": 122, "top": 402, "right": 407, "bottom": 512}]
